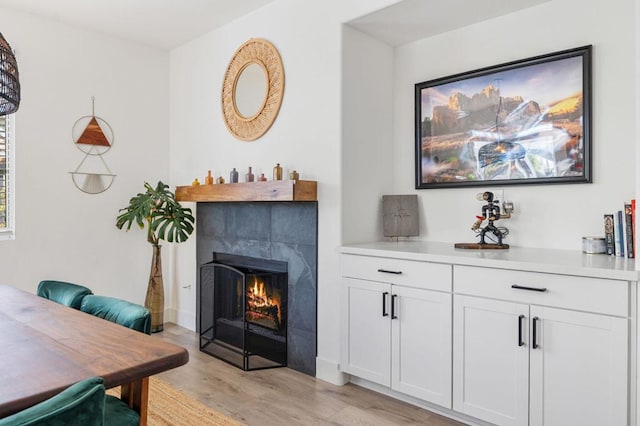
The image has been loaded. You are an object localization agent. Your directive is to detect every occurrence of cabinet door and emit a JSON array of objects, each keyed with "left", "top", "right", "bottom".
[
  {"left": 453, "top": 295, "right": 529, "bottom": 426},
  {"left": 391, "top": 286, "right": 452, "bottom": 408},
  {"left": 529, "top": 306, "right": 628, "bottom": 426},
  {"left": 341, "top": 277, "right": 391, "bottom": 386}
]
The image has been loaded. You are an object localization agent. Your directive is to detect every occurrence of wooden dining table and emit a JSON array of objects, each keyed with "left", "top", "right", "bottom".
[{"left": 0, "top": 284, "right": 189, "bottom": 425}]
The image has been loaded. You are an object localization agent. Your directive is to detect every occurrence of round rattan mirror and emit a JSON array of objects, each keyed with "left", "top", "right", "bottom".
[{"left": 222, "top": 39, "right": 285, "bottom": 141}]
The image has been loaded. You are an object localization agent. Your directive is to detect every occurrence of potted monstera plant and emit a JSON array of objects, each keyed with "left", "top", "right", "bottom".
[{"left": 116, "top": 181, "right": 194, "bottom": 332}]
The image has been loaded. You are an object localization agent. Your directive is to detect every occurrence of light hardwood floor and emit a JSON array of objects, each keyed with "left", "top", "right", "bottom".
[{"left": 154, "top": 323, "right": 464, "bottom": 425}]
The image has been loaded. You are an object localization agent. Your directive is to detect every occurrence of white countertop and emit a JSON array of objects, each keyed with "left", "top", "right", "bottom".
[{"left": 341, "top": 241, "right": 639, "bottom": 281}]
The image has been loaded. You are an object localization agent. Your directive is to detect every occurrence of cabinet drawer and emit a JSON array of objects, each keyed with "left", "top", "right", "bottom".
[
  {"left": 341, "top": 254, "right": 451, "bottom": 292},
  {"left": 454, "top": 265, "right": 629, "bottom": 316}
]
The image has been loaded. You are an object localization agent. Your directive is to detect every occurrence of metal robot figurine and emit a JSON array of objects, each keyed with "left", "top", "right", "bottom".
[{"left": 471, "top": 191, "right": 507, "bottom": 245}]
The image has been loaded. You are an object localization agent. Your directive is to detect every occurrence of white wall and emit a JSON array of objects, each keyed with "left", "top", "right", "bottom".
[
  {"left": 169, "top": 0, "right": 402, "bottom": 383},
  {"left": 342, "top": 26, "right": 395, "bottom": 243},
  {"left": 0, "top": 9, "right": 170, "bottom": 304},
  {"left": 389, "top": 0, "right": 636, "bottom": 250}
]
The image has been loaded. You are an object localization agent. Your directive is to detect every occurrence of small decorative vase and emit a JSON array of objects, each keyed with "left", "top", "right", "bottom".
[
  {"left": 246, "top": 166, "right": 255, "bottom": 183},
  {"left": 230, "top": 168, "right": 239, "bottom": 183},
  {"left": 273, "top": 163, "right": 283, "bottom": 181},
  {"left": 145, "top": 244, "right": 164, "bottom": 333}
]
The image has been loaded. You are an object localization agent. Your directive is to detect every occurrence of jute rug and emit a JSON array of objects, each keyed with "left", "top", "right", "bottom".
[{"left": 108, "top": 377, "right": 243, "bottom": 425}]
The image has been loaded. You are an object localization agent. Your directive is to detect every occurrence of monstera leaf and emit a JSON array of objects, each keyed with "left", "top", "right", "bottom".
[{"left": 116, "top": 181, "right": 194, "bottom": 245}]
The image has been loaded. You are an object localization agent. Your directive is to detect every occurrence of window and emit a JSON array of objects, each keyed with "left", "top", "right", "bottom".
[{"left": 0, "top": 114, "right": 14, "bottom": 239}]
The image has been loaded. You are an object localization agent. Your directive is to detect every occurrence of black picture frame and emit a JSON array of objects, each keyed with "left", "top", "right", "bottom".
[{"left": 415, "top": 45, "right": 592, "bottom": 189}]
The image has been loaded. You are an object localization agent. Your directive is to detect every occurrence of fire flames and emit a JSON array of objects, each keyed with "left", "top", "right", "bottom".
[{"left": 246, "top": 277, "right": 281, "bottom": 330}]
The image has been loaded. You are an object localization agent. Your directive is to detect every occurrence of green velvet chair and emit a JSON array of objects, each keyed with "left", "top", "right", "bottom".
[
  {"left": 80, "top": 295, "right": 151, "bottom": 335},
  {"left": 0, "top": 377, "right": 139, "bottom": 426},
  {"left": 36, "top": 280, "right": 93, "bottom": 310}
]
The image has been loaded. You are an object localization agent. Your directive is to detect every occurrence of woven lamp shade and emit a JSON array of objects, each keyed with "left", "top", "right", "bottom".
[{"left": 0, "top": 32, "right": 20, "bottom": 116}]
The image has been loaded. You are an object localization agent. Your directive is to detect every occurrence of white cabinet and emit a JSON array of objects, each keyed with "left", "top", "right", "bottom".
[
  {"left": 339, "top": 243, "right": 635, "bottom": 426},
  {"left": 341, "top": 255, "right": 452, "bottom": 408},
  {"left": 453, "top": 295, "right": 529, "bottom": 425},
  {"left": 391, "top": 285, "right": 451, "bottom": 406},
  {"left": 529, "top": 305, "right": 627, "bottom": 426},
  {"left": 453, "top": 268, "right": 629, "bottom": 426},
  {"left": 342, "top": 278, "right": 391, "bottom": 386}
]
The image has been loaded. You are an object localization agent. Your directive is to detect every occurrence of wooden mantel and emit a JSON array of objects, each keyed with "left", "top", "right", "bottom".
[{"left": 175, "top": 180, "right": 317, "bottom": 202}]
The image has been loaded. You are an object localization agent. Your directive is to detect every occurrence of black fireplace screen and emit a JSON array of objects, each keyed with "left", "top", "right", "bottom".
[{"left": 199, "top": 253, "right": 287, "bottom": 370}]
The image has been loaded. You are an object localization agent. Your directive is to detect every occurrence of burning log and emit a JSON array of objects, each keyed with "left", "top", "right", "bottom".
[{"left": 246, "top": 279, "right": 282, "bottom": 330}]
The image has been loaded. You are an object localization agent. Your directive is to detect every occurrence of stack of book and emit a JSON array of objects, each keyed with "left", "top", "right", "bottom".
[{"left": 604, "top": 199, "right": 635, "bottom": 258}]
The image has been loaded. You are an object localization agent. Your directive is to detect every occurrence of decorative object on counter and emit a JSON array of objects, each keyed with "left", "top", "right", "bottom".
[
  {"left": 115, "top": 181, "right": 195, "bottom": 333},
  {"left": 230, "top": 168, "right": 239, "bottom": 183},
  {"left": 0, "top": 32, "right": 20, "bottom": 116},
  {"left": 221, "top": 38, "right": 285, "bottom": 141},
  {"left": 582, "top": 236, "right": 606, "bottom": 254},
  {"left": 273, "top": 163, "right": 283, "bottom": 181},
  {"left": 216, "top": 176, "right": 225, "bottom": 184},
  {"left": 258, "top": 173, "right": 267, "bottom": 182},
  {"left": 415, "top": 45, "right": 591, "bottom": 189},
  {"left": 455, "top": 191, "right": 512, "bottom": 249},
  {"left": 69, "top": 97, "right": 116, "bottom": 194},
  {"left": 245, "top": 166, "right": 255, "bottom": 182},
  {"left": 192, "top": 178, "right": 200, "bottom": 186},
  {"left": 382, "top": 195, "right": 419, "bottom": 240},
  {"left": 205, "top": 170, "right": 213, "bottom": 185},
  {"left": 289, "top": 170, "right": 299, "bottom": 181}
]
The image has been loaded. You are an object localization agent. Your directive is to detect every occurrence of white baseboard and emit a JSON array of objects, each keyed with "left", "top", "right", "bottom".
[
  {"left": 165, "top": 308, "right": 196, "bottom": 331},
  {"left": 315, "top": 356, "right": 350, "bottom": 385}
]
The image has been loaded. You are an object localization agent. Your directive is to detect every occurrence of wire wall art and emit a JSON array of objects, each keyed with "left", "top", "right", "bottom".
[{"left": 70, "top": 97, "right": 116, "bottom": 194}]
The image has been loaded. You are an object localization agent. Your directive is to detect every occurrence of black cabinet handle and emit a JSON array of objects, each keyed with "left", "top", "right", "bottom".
[
  {"left": 382, "top": 292, "right": 389, "bottom": 317},
  {"left": 532, "top": 317, "right": 540, "bottom": 349},
  {"left": 518, "top": 315, "right": 525, "bottom": 347},
  {"left": 377, "top": 268, "right": 402, "bottom": 275},
  {"left": 391, "top": 294, "right": 398, "bottom": 319},
  {"left": 511, "top": 284, "right": 547, "bottom": 292}
]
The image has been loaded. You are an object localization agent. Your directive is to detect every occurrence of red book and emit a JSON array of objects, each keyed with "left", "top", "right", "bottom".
[
  {"left": 625, "top": 202, "right": 634, "bottom": 258},
  {"left": 632, "top": 199, "right": 636, "bottom": 257}
]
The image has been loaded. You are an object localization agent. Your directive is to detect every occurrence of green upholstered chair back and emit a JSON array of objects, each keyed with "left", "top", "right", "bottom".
[
  {"left": 0, "top": 377, "right": 140, "bottom": 426},
  {"left": 80, "top": 295, "right": 151, "bottom": 335},
  {"left": 36, "top": 280, "right": 93, "bottom": 310},
  {"left": 0, "top": 377, "right": 105, "bottom": 426}
]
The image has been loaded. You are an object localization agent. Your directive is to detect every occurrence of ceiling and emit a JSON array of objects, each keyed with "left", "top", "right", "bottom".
[
  {"left": 348, "top": 0, "right": 550, "bottom": 46},
  {"left": 0, "top": 0, "right": 552, "bottom": 51},
  {"left": 0, "top": 0, "right": 276, "bottom": 50}
]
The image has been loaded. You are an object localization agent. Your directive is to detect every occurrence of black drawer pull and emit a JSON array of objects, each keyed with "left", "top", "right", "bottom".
[
  {"left": 511, "top": 284, "right": 547, "bottom": 292},
  {"left": 518, "top": 314, "right": 525, "bottom": 347},
  {"left": 532, "top": 317, "right": 540, "bottom": 349},
  {"left": 382, "top": 292, "right": 389, "bottom": 317},
  {"left": 391, "top": 294, "right": 398, "bottom": 319},
  {"left": 377, "top": 268, "right": 402, "bottom": 275}
]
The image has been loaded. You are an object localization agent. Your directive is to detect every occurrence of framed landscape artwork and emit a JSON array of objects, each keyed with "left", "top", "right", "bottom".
[{"left": 415, "top": 45, "right": 592, "bottom": 189}]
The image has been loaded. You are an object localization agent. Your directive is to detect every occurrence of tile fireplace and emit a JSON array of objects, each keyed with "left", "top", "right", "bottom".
[{"left": 196, "top": 202, "right": 317, "bottom": 375}]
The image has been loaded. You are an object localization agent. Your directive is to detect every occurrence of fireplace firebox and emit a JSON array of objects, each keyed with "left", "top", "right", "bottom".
[{"left": 199, "top": 253, "right": 287, "bottom": 370}]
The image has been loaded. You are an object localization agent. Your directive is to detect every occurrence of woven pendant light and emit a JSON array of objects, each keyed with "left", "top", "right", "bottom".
[{"left": 0, "top": 32, "right": 20, "bottom": 116}]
